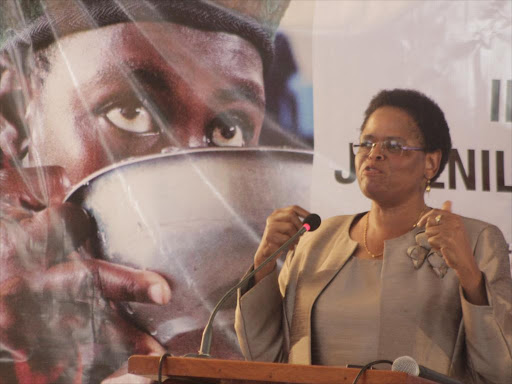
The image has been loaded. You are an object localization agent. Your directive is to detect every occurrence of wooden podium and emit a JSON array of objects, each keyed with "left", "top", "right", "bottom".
[{"left": 128, "top": 355, "right": 437, "bottom": 384}]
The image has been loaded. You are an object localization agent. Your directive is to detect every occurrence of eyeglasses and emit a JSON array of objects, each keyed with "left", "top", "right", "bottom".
[{"left": 352, "top": 139, "right": 424, "bottom": 156}]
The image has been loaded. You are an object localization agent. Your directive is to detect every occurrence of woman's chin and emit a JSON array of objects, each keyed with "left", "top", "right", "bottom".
[{"left": 360, "top": 183, "right": 388, "bottom": 201}]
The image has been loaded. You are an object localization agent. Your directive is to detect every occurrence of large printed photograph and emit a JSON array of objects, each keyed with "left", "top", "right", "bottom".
[{"left": 0, "top": 0, "right": 313, "bottom": 382}]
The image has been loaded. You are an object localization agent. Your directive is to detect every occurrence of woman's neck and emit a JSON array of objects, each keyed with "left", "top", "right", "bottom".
[{"left": 368, "top": 199, "right": 427, "bottom": 239}]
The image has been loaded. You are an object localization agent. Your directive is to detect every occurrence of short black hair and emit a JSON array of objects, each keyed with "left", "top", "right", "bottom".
[{"left": 361, "top": 88, "right": 452, "bottom": 181}]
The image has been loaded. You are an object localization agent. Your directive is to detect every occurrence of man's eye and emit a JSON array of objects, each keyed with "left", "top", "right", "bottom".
[
  {"left": 361, "top": 141, "right": 374, "bottom": 149},
  {"left": 104, "top": 101, "right": 156, "bottom": 134},
  {"left": 205, "top": 113, "right": 253, "bottom": 147}
]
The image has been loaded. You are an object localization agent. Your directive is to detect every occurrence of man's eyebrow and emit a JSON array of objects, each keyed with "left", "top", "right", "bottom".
[
  {"left": 214, "top": 81, "right": 265, "bottom": 109},
  {"left": 92, "top": 63, "right": 169, "bottom": 92},
  {"left": 124, "top": 68, "right": 169, "bottom": 92}
]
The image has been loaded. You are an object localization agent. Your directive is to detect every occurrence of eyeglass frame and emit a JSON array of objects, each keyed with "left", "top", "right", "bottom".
[{"left": 352, "top": 138, "right": 425, "bottom": 156}]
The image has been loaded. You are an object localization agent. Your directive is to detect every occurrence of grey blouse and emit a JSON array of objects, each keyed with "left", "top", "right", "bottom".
[{"left": 311, "top": 256, "right": 383, "bottom": 366}]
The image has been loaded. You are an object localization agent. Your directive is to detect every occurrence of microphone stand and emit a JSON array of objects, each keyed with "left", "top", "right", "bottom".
[{"left": 190, "top": 225, "right": 309, "bottom": 358}]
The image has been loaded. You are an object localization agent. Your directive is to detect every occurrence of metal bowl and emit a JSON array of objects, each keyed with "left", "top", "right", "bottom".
[{"left": 67, "top": 147, "right": 313, "bottom": 357}]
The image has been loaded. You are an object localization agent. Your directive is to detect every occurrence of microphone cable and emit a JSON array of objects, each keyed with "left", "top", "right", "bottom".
[
  {"left": 351, "top": 359, "right": 392, "bottom": 384},
  {"left": 158, "top": 352, "right": 171, "bottom": 384}
]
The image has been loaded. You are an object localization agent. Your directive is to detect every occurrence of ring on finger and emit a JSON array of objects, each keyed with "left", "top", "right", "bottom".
[{"left": 435, "top": 214, "right": 442, "bottom": 225}]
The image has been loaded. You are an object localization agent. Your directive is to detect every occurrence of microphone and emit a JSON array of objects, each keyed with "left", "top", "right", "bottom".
[
  {"left": 193, "top": 213, "right": 321, "bottom": 357},
  {"left": 392, "top": 356, "right": 462, "bottom": 384},
  {"left": 301, "top": 213, "right": 321, "bottom": 232}
]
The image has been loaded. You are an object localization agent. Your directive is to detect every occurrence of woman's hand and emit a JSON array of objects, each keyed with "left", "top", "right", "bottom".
[
  {"left": 417, "top": 201, "right": 488, "bottom": 305},
  {"left": 253, "top": 205, "right": 310, "bottom": 284}
]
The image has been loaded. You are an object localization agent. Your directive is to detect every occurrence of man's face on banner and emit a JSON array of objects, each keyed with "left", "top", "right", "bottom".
[{"left": 27, "top": 21, "right": 265, "bottom": 184}]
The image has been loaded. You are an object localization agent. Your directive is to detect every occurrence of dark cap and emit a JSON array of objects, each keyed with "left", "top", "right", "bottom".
[{"left": 0, "top": 0, "right": 290, "bottom": 70}]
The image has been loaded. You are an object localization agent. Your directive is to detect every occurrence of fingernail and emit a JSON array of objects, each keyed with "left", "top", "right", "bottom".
[{"left": 148, "top": 283, "right": 171, "bottom": 305}]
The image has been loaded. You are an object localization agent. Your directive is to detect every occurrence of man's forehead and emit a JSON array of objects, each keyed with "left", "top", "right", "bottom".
[
  {"left": 42, "top": 21, "right": 265, "bottom": 116},
  {"left": 52, "top": 22, "right": 263, "bottom": 87}
]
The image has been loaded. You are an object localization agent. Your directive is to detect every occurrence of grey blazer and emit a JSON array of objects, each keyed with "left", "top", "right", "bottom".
[{"left": 236, "top": 214, "right": 512, "bottom": 384}]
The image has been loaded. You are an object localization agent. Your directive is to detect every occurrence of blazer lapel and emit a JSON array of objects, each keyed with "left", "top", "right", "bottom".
[{"left": 288, "top": 215, "right": 358, "bottom": 364}]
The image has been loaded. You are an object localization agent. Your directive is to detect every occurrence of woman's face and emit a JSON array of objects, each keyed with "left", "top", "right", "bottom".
[{"left": 355, "top": 106, "right": 437, "bottom": 206}]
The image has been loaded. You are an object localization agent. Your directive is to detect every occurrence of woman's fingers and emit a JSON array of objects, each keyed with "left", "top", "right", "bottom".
[
  {"left": 266, "top": 230, "right": 294, "bottom": 248},
  {"left": 424, "top": 231, "right": 444, "bottom": 251},
  {"left": 289, "top": 205, "right": 311, "bottom": 224},
  {"left": 254, "top": 205, "right": 310, "bottom": 282},
  {"left": 417, "top": 200, "right": 452, "bottom": 228},
  {"left": 267, "top": 205, "right": 309, "bottom": 231},
  {"left": 260, "top": 206, "right": 311, "bottom": 254},
  {"left": 419, "top": 201, "right": 476, "bottom": 274},
  {"left": 266, "top": 220, "right": 300, "bottom": 239},
  {"left": 441, "top": 200, "right": 452, "bottom": 212}
]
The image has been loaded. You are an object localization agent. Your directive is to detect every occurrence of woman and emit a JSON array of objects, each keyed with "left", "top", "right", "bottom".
[{"left": 235, "top": 89, "right": 512, "bottom": 384}]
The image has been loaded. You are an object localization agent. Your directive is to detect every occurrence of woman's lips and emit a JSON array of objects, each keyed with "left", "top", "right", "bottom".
[{"left": 362, "top": 165, "right": 383, "bottom": 175}]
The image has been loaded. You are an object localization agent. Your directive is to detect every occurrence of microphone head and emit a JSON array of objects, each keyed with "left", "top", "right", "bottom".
[
  {"left": 303, "top": 213, "right": 321, "bottom": 232},
  {"left": 391, "top": 356, "right": 420, "bottom": 376}
]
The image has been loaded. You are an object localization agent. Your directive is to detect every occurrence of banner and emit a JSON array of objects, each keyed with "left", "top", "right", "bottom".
[{"left": 311, "top": 0, "right": 512, "bottom": 248}]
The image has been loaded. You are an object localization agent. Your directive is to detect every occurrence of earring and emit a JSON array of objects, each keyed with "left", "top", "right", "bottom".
[{"left": 425, "top": 178, "right": 431, "bottom": 193}]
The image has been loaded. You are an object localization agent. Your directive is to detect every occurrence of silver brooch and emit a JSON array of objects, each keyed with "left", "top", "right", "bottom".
[{"left": 407, "top": 231, "right": 449, "bottom": 278}]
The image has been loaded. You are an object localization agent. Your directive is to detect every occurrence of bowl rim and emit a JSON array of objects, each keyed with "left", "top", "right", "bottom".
[{"left": 65, "top": 146, "right": 314, "bottom": 201}]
